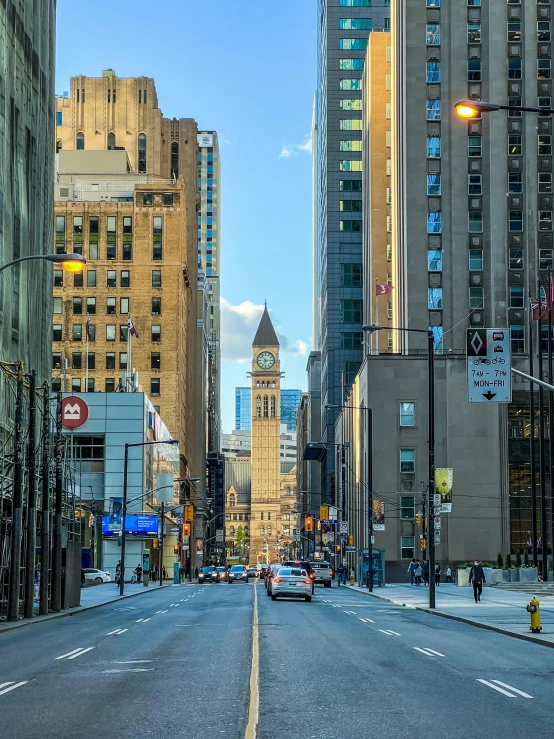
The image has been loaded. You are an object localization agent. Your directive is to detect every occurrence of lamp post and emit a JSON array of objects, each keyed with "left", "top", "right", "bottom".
[
  {"left": 120, "top": 438, "right": 178, "bottom": 596},
  {"left": 364, "top": 325, "right": 436, "bottom": 609},
  {"left": 327, "top": 403, "right": 373, "bottom": 591},
  {"left": 455, "top": 99, "right": 554, "bottom": 118},
  {"left": 0, "top": 252, "right": 86, "bottom": 275}
]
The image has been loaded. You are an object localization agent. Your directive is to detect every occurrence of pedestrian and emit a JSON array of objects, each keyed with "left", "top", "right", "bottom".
[
  {"left": 422, "top": 559, "right": 430, "bottom": 586},
  {"left": 162, "top": 565, "right": 167, "bottom": 581},
  {"left": 435, "top": 562, "right": 441, "bottom": 586},
  {"left": 194, "top": 567, "right": 199, "bottom": 580},
  {"left": 414, "top": 561, "right": 423, "bottom": 586},
  {"left": 445, "top": 566, "right": 453, "bottom": 583},
  {"left": 135, "top": 563, "right": 142, "bottom": 582},
  {"left": 337, "top": 563, "right": 345, "bottom": 586},
  {"left": 469, "top": 559, "right": 486, "bottom": 603},
  {"left": 34, "top": 569, "right": 40, "bottom": 601},
  {"left": 115, "top": 560, "right": 122, "bottom": 586},
  {"left": 407, "top": 558, "right": 417, "bottom": 586},
  {"left": 151, "top": 564, "right": 157, "bottom": 582}
]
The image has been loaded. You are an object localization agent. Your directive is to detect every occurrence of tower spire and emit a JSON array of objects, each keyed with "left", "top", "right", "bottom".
[{"left": 253, "top": 304, "right": 279, "bottom": 347}]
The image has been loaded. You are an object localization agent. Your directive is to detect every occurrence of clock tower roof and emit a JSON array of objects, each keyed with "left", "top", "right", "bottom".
[{"left": 253, "top": 305, "right": 279, "bottom": 348}]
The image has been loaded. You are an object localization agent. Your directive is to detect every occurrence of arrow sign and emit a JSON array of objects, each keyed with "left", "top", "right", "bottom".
[{"left": 482, "top": 391, "right": 497, "bottom": 401}]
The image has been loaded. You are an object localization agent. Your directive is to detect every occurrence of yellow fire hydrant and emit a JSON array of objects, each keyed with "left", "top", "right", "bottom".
[
  {"left": 526, "top": 597, "right": 542, "bottom": 633},
  {"left": 350, "top": 569, "right": 355, "bottom": 586}
]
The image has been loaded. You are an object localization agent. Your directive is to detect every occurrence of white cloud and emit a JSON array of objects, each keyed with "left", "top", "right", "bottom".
[
  {"left": 279, "top": 135, "right": 312, "bottom": 159},
  {"left": 221, "top": 298, "right": 309, "bottom": 362}
]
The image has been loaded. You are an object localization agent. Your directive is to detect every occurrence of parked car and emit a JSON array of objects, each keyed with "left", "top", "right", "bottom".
[
  {"left": 83, "top": 568, "right": 111, "bottom": 584},
  {"left": 309, "top": 561, "right": 333, "bottom": 588},
  {"left": 270, "top": 567, "right": 312, "bottom": 602},
  {"left": 283, "top": 560, "right": 315, "bottom": 593},
  {"left": 216, "top": 566, "right": 228, "bottom": 582},
  {"left": 228, "top": 564, "right": 248, "bottom": 583},
  {"left": 198, "top": 566, "right": 220, "bottom": 584},
  {"left": 246, "top": 567, "right": 259, "bottom": 580}
]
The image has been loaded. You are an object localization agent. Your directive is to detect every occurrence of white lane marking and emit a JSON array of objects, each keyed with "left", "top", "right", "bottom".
[
  {"left": 159, "top": 609, "right": 169, "bottom": 614},
  {"left": 343, "top": 610, "right": 356, "bottom": 614},
  {"left": 136, "top": 619, "right": 144, "bottom": 623},
  {"left": 358, "top": 617, "right": 375, "bottom": 623},
  {"left": 106, "top": 629, "right": 125, "bottom": 635},
  {"left": 102, "top": 668, "right": 155, "bottom": 673},
  {"left": 413, "top": 647, "right": 445, "bottom": 657},
  {"left": 113, "top": 660, "right": 154, "bottom": 664},
  {"left": 245, "top": 572, "right": 259, "bottom": 739},
  {"left": 55, "top": 648, "right": 86, "bottom": 660},
  {"left": 379, "top": 629, "right": 400, "bottom": 636},
  {"left": 491, "top": 680, "right": 533, "bottom": 699},
  {"left": 66, "top": 647, "right": 95, "bottom": 660},
  {"left": 0, "top": 682, "right": 28, "bottom": 696},
  {"left": 477, "top": 679, "right": 518, "bottom": 697},
  {"left": 142, "top": 618, "right": 151, "bottom": 622}
]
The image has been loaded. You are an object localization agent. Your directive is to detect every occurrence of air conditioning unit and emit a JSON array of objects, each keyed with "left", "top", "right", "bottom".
[
  {"left": 470, "top": 311, "right": 484, "bottom": 325},
  {"left": 401, "top": 478, "right": 413, "bottom": 491}
]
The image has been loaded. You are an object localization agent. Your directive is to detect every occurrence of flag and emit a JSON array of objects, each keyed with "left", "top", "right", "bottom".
[
  {"left": 341, "top": 373, "right": 350, "bottom": 398},
  {"left": 86, "top": 314, "right": 91, "bottom": 340},
  {"left": 127, "top": 317, "right": 139, "bottom": 338},
  {"left": 530, "top": 296, "right": 548, "bottom": 321},
  {"left": 376, "top": 284, "right": 394, "bottom": 296}
]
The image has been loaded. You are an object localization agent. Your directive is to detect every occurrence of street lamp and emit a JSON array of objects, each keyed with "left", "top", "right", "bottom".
[
  {"left": 455, "top": 99, "right": 554, "bottom": 118},
  {"left": 120, "top": 438, "right": 179, "bottom": 595},
  {"left": 364, "top": 324, "right": 437, "bottom": 609},
  {"left": 0, "top": 252, "right": 86, "bottom": 275},
  {"left": 327, "top": 404, "right": 373, "bottom": 592}
]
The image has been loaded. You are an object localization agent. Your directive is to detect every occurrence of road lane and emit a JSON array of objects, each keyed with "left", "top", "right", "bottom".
[{"left": 0, "top": 582, "right": 254, "bottom": 739}]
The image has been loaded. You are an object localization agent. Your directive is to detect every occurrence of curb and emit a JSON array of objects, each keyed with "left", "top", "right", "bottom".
[
  {"left": 0, "top": 582, "right": 195, "bottom": 635},
  {"left": 343, "top": 585, "right": 554, "bottom": 650}
]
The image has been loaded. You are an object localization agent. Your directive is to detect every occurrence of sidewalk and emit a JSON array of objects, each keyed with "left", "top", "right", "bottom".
[
  {"left": 0, "top": 579, "right": 196, "bottom": 634},
  {"left": 344, "top": 582, "right": 554, "bottom": 648}
]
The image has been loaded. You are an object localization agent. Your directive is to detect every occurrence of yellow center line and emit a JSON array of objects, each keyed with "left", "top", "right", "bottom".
[{"left": 245, "top": 581, "right": 259, "bottom": 739}]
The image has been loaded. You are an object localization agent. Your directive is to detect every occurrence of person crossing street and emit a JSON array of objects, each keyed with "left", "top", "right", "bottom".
[{"left": 469, "top": 559, "right": 486, "bottom": 603}]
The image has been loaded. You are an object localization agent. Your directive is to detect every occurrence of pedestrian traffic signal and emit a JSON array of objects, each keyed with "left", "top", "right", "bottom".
[
  {"left": 421, "top": 538, "right": 427, "bottom": 550},
  {"left": 173, "top": 545, "right": 179, "bottom": 555},
  {"left": 336, "top": 545, "right": 341, "bottom": 553},
  {"left": 415, "top": 512, "right": 422, "bottom": 525},
  {"left": 184, "top": 504, "right": 194, "bottom": 523},
  {"left": 347, "top": 535, "right": 354, "bottom": 546},
  {"left": 305, "top": 517, "right": 314, "bottom": 532}
]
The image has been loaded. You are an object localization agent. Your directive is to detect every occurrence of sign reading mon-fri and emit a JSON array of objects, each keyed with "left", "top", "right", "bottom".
[{"left": 466, "top": 329, "right": 512, "bottom": 403}]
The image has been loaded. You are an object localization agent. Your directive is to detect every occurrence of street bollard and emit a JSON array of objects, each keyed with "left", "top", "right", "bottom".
[
  {"left": 526, "top": 597, "right": 542, "bottom": 633},
  {"left": 350, "top": 569, "right": 355, "bottom": 586}
]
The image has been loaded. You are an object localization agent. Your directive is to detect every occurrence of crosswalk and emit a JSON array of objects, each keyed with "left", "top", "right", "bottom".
[
  {"left": 55, "top": 647, "right": 95, "bottom": 660},
  {"left": 0, "top": 682, "right": 28, "bottom": 696}
]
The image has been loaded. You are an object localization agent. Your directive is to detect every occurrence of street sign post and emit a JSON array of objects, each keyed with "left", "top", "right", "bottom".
[
  {"left": 467, "top": 329, "right": 512, "bottom": 403},
  {"left": 339, "top": 521, "right": 348, "bottom": 535}
]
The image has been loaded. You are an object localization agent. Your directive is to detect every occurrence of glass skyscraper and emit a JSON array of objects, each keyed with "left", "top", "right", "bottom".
[{"left": 235, "top": 387, "right": 302, "bottom": 432}]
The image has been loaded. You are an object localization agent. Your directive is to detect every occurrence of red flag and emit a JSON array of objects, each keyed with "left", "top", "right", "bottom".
[
  {"left": 376, "top": 284, "right": 394, "bottom": 296},
  {"left": 530, "top": 297, "right": 549, "bottom": 321},
  {"left": 127, "top": 317, "right": 139, "bottom": 338},
  {"left": 86, "top": 314, "right": 91, "bottom": 340}
]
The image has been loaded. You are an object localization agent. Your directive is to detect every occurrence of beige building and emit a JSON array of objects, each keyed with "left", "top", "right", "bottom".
[{"left": 362, "top": 32, "right": 394, "bottom": 353}]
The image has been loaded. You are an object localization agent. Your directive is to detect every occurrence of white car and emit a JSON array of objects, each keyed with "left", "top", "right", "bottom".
[
  {"left": 83, "top": 568, "right": 111, "bottom": 584},
  {"left": 270, "top": 568, "right": 312, "bottom": 602}
]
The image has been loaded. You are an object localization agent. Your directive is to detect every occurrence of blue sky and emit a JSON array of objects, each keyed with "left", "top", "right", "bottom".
[{"left": 56, "top": 1, "right": 316, "bottom": 433}]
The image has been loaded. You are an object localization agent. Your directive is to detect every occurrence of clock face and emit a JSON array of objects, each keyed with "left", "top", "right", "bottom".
[{"left": 257, "top": 351, "right": 275, "bottom": 370}]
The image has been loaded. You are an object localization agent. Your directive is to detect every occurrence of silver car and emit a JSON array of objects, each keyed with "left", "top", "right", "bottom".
[{"left": 270, "top": 568, "right": 312, "bottom": 602}]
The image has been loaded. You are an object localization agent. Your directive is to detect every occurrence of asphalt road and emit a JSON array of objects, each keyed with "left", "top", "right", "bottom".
[{"left": 3, "top": 580, "right": 554, "bottom": 738}]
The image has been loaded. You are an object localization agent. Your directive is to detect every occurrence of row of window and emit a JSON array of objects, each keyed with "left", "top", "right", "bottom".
[
  {"left": 427, "top": 173, "right": 553, "bottom": 197},
  {"left": 53, "top": 320, "right": 162, "bottom": 343},
  {"left": 54, "top": 269, "right": 131, "bottom": 289},
  {"left": 53, "top": 351, "right": 162, "bottom": 371},
  {"left": 56, "top": 215, "right": 133, "bottom": 234},
  {"left": 55, "top": 297, "right": 133, "bottom": 315},
  {"left": 254, "top": 395, "right": 277, "bottom": 419},
  {"left": 54, "top": 376, "right": 162, "bottom": 395}
]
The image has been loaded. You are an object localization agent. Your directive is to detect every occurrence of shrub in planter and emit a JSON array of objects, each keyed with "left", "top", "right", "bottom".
[
  {"left": 506, "top": 553, "right": 512, "bottom": 569},
  {"left": 524, "top": 550, "right": 530, "bottom": 568},
  {"left": 515, "top": 550, "right": 522, "bottom": 569},
  {"left": 497, "top": 553, "right": 504, "bottom": 569}
]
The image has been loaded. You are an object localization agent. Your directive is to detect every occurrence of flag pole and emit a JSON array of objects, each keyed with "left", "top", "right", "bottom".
[
  {"left": 85, "top": 315, "right": 89, "bottom": 392},
  {"left": 127, "top": 322, "right": 132, "bottom": 392},
  {"left": 375, "top": 280, "right": 380, "bottom": 356}
]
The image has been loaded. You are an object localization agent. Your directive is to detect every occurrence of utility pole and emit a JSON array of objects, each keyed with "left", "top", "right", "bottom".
[
  {"left": 428, "top": 331, "right": 436, "bottom": 609},
  {"left": 51, "top": 392, "right": 63, "bottom": 612},
  {"left": 24, "top": 371, "right": 37, "bottom": 619},
  {"left": 367, "top": 407, "right": 373, "bottom": 592},
  {"left": 39, "top": 383, "right": 51, "bottom": 615},
  {"left": 119, "top": 443, "right": 129, "bottom": 596},
  {"left": 341, "top": 445, "right": 346, "bottom": 568},
  {"left": 538, "top": 280, "right": 548, "bottom": 580},
  {"left": 7, "top": 364, "right": 25, "bottom": 621},
  {"left": 159, "top": 501, "right": 165, "bottom": 586}
]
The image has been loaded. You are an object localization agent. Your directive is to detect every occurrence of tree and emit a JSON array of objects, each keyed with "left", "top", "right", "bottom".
[
  {"left": 235, "top": 525, "right": 246, "bottom": 557},
  {"left": 497, "top": 552, "right": 504, "bottom": 569},
  {"left": 515, "top": 549, "right": 522, "bottom": 569},
  {"left": 506, "top": 553, "right": 512, "bottom": 569},
  {"left": 523, "top": 549, "right": 530, "bottom": 568}
]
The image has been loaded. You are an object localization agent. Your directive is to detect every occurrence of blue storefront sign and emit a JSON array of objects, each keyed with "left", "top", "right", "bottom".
[{"left": 102, "top": 515, "right": 158, "bottom": 537}]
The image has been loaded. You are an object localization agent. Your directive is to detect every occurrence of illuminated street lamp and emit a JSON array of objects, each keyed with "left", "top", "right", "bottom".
[
  {"left": 455, "top": 99, "right": 554, "bottom": 118},
  {"left": 0, "top": 252, "right": 86, "bottom": 275}
]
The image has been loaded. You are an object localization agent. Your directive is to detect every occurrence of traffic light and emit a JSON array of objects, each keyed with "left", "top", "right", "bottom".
[
  {"left": 347, "top": 535, "right": 354, "bottom": 546},
  {"left": 182, "top": 523, "right": 191, "bottom": 538},
  {"left": 415, "top": 512, "right": 422, "bottom": 526},
  {"left": 305, "top": 517, "right": 314, "bottom": 532},
  {"left": 184, "top": 504, "right": 194, "bottom": 523},
  {"left": 336, "top": 545, "right": 341, "bottom": 553},
  {"left": 319, "top": 505, "right": 329, "bottom": 521},
  {"left": 421, "top": 538, "right": 427, "bottom": 550},
  {"left": 173, "top": 545, "right": 179, "bottom": 555}
]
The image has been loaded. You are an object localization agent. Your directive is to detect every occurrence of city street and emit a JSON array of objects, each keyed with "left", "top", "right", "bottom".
[{"left": 2, "top": 582, "right": 554, "bottom": 738}]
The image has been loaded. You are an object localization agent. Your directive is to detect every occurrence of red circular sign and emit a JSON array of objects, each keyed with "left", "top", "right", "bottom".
[{"left": 61, "top": 396, "right": 89, "bottom": 429}]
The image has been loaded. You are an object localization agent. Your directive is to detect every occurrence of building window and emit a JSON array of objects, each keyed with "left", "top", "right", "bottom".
[
  {"left": 340, "top": 299, "right": 363, "bottom": 324},
  {"left": 468, "top": 211, "right": 483, "bottom": 233},
  {"left": 340, "top": 17, "right": 373, "bottom": 30},
  {"left": 105, "top": 297, "right": 116, "bottom": 316},
  {"left": 152, "top": 325, "right": 161, "bottom": 342},
  {"left": 427, "top": 174, "right": 441, "bottom": 196},
  {"left": 87, "top": 270, "right": 96, "bottom": 287},
  {"left": 105, "top": 378, "right": 115, "bottom": 393},
  {"left": 151, "top": 352, "right": 161, "bottom": 370},
  {"left": 339, "top": 219, "right": 362, "bottom": 231},
  {"left": 538, "top": 59, "right": 551, "bottom": 79},
  {"left": 401, "top": 536, "right": 415, "bottom": 559},
  {"left": 400, "top": 449, "right": 415, "bottom": 474},
  {"left": 73, "top": 297, "right": 82, "bottom": 315},
  {"left": 540, "top": 211, "right": 553, "bottom": 231},
  {"left": 119, "top": 352, "right": 127, "bottom": 370},
  {"left": 52, "top": 352, "right": 61, "bottom": 369},
  {"left": 153, "top": 216, "right": 163, "bottom": 260},
  {"left": 427, "top": 212, "right": 442, "bottom": 233},
  {"left": 53, "top": 324, "right": 62, "bottom": 342},
  {"left": 539, "top": 135, "right": 552, "bottom": 156},
  {"left": 507, "top": 21, "right": 521, "bottom": 42},
  {"left": 118, "top": 298, "right": 128, "bottom": 315},
  {"left": 468, "top": 174, "right": 482, "bottom": 195},
  {"left": 340, "top": 119, "right": 363, "bottom": 131},
  {"left": 468, "top": 60, "right": 481, "bottom": 81},
  {"left": 538, "top": 21, "right": 551, "bottom": 42},
  {"left": 510, "top": 287, "right": 524, "bottom": 309},
  {"left": 426, "top": 61, "right": 440, "bottom": 82},
  {"left": 143, "top": 192, "right": 153, "bottom": 206},
  {"left": 467, "top": 23, "right": 481, "bottom": 43},
  {"left": 150, "top": 378, "right": 160, "bottom": 396},
  {"left": 259, "top": 526, "right": 265, "bottom": 537},
  {"left": 469, "top": 287, "right": 484, "bottom": 309},
  {"left": 54, "top": 270, "right": 63, "bottom": 288},
  {"left": 120, "top": 270, "right": 130, "bottom": 288},
  {"left": 138, "top": 133, "right": 147, "bottom": 173},
  {"left": 120, "top": 325, "right": 128, "bottom": 342},
  {"left": 339, "top": 58, "right": 365, "bottom": 71},
  {"left": 428, "top": 288, "right": 442, "bottom": 309},
  {"left": 152, "top": 270, "right": 162, "bottom": 288},
  {"left": 71, "top": 378, "right": 81, "bottom": 393},
  {"left": 339, "top": 79, "right": 362, "bottom": 92},
  {"left": 71, "top": 352, "right": 82, "bottom": 370},
  {"left": 539, "top": 173, "right": 552, "bottom": 194},
  {"left": 469, "top": 250, "right": 483, "bottom": 270},
  {"left": 340, "top": 140, "right": 362, "bottom": 152},
  {"left": 87, "top": 353, "right": 95, "bottom": 370},
  {"left": 170, "top": 142, "right": 179, "bottom": 180},
  {"left": 106, "top": 352, "right": 115, "bottom": 370},
  {"left": 256, "top": 395, "right": 261, "bottom": 418},
  {"left": 339, "top": 100, "right": 363, "bottom": 111},
  {"left": 339, "top": 0, "right": 371, "bottom": 5},
  {"left": 428, "top": 250, "right": 442, "bottom": 271},
  {"left": 426, "top": 24, "right": 440, "bottom": 45},
  {"left": 511, "top": 326, "right": 525, "bottom": 354},
  {"left": 540, "top": 249, "right": 553, "bottom": 271},
  {"left": 107, "top": 132, "right": 116, "bottom": 150},
  {"left": 152, "top": 297, "right": 161, "bottom": 315},
  {"left": 468, "top": 137, "right": 482, "bottom": 157},
  {"left": 341, "top": 332, "right": 363, "bottom": 349},
  {"left": 508, "top": 59, "right": 522, "bottom": 80},
  {"left": 427, "top": 137, "right": 440, "bottom": 158},
  {"left": 509, "top": 210, "right": 523, "bottom": 231},
  {"left": 73, "top": 324, "right": 82, "bottom": 341},
  {"left": 339, "top": 38, "right": 368, "bottom": 50},
  {"left": 339, "top": 161, "right": 362, "bottom": 172},
  {"left": 345, "top": 361, "right": 360, "bottom": 385},
  {"left": 263, "top": 395, "right": 269, "bottom": 418},
  {"left": 399, "top": 402, "right": 415, "bottom": 427},
  {"left": 508, "top": 174, "right": 522, "bottom": 194},
  {"left": 76, "top": 132, "right": 84, "bottom": 150},
  {"left": 426, "top": 100, "right": 441, "bottom": 121},
  {"left": 400, "top": 497, "right": 415, "bottom": 520},
  {"left": 107, "top": 270, "right": 116, "bottom": 288},
  {"left": 340, "top": 200, "right": 362, "bottom": 212},
  {"left": 341, "top": 263, "right": 362, "bottom": 286},
  {"left": 271, "top": 396, "right": 276, "bottom": 418}
]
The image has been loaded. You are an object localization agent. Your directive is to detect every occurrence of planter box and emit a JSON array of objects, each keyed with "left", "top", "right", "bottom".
[
  {"left": 486, "top": 568, "right": 503, "bottom": 586},
  {"left": 518, "top": 567, "right": 538, "bottom": 583},
  {"left": 457, "top": 568, "right": 470, "bottom": 587},
  {"left": 502, "top": 569, "right": 511, "bottom": 583},
  {"left": 509, "top": 568, "right": 520, "bottom": 582}
]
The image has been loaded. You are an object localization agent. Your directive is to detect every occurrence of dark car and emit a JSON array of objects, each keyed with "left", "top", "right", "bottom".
[
  {"left": 283, "top": 561, "right": 315, "bottom": 593},
  {"left": 228, "top": 564, "right": 248, "bottom": 583},
  {"left": 198, "top": 566, "right": 220, "bottom": 584},
  {"left": 246, "top": 567, "right": 259, "bottom": 580}
]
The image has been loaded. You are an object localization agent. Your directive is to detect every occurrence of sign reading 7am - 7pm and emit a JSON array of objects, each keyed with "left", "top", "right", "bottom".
[{"left": 466, "top": 329, "right": 512, "bottom": 403}]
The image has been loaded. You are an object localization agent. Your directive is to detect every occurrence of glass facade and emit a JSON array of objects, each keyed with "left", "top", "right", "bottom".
[{"left": 235, "top": 387, "right": 302, "bottom": 432}]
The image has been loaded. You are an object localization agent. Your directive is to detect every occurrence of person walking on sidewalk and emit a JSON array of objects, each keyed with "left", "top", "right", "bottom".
[
  {"left": 162, "top": 565, "right": 168, "bottom": 581},
  {"left": 445, "top": 566, "right": 453, "bottom": 583},
  {"left": 407, "top": 558, "right": 417, "bottom": 586},
  {"left": 469, "top": 560, "right": 486, "bottom": 602},
  {"left": 414, "top": 561, "right": 423, "bottom": 586},
  {"left": 435, "top": 562, "right": 441, "bottom": 586},
  {"left": 422, "top": 559, "right": 430, "bottom": 586},
  {"left": 115, "top": 560, "right": 122, "bottom": 587}
]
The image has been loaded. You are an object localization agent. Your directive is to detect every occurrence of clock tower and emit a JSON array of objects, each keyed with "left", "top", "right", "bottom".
[{"left": 250, "top": 305, "right": 281, "bottom": 565}]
